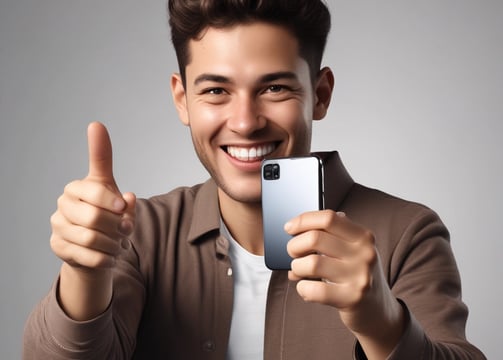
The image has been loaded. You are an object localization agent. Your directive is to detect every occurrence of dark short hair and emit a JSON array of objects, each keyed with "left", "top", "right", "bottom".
[{"left": 168, "top": 0, "right": 331, "bottom": 86}]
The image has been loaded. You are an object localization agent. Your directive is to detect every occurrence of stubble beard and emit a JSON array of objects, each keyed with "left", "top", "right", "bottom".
[{"left": 192, "top": 140, "right": 263, "bottom": 205}]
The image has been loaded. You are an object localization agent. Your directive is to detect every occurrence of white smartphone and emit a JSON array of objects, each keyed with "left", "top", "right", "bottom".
[{"left": 261, "top": 155, "right": 324, "bottom": 270}]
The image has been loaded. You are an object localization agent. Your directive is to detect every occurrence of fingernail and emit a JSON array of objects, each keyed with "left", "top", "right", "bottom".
[
  {"left": 336, "top": 211, "right": 346, "bottom": 217},
  {"left": 113, "top": 198, "right": 125, "bottom": 212},
  {"left": 284, "top": 221, "right": 292, "bottom": 232},
  {"left": 119, "top": 219, "right": 133, "bottom": 235}
]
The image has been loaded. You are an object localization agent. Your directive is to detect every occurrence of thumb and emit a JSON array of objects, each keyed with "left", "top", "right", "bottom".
[{"left": 86, "top": 122, "right": 117, "bottom": 188}]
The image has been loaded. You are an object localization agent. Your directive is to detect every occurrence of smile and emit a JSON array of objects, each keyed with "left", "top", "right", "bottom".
[{"left": 225, "top": 143, "right": 277, "bottom": 162}]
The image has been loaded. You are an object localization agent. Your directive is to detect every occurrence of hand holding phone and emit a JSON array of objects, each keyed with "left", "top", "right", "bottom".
[{"left": 261, "top": 155, "right": 324, "bottom": 270}]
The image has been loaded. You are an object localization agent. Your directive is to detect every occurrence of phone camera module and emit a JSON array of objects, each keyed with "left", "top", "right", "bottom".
[{"left": 263, "top": 164, "right": 280, "bottom": 180}]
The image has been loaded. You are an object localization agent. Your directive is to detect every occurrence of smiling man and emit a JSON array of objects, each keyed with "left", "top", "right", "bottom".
[
  {"left": 170, "top": 21, "right": 333, "bottom": 255},
  {"left": 23, "top": 1, "right": 485, "bottom": 359}
]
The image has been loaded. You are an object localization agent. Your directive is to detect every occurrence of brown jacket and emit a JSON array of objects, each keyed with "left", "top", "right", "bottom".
[{"left": 23, "top": 153, "right": 485, "bottom": 359}]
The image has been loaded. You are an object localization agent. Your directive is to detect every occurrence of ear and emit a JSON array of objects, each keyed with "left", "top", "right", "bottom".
[
  {"left": 312, "top": 67, "right": 335, "bottom": 121},
  {"left": 171, "top": 73, "right": 190, "bottom": 126}
]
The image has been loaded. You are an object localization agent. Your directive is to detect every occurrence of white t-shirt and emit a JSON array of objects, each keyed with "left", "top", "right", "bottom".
[{"left": 221, "top": 221, "right": 272, "bottom": 360}]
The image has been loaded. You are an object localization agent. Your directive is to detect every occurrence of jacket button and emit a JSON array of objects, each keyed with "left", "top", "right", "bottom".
[{"left": 202, "top": 340, "right": 215, "bottom": 352}]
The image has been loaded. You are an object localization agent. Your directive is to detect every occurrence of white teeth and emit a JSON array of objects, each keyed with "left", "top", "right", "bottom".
[
  {"left": 227, "top": 144, "right": 275, "bottom": 161},
  {"left": 257, "top": 146, "right": 263, "bottom": 157}
]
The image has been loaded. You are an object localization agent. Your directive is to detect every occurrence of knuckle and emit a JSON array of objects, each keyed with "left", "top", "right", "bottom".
[
  {"left": 325, "top": 209, "right": 338, "bottom": 221},
  {"left": 56, "top": 194, "right": 66, "bottom": 209},
  {"left": 88, "top": 184, "right": 108, "bottom": 204},
  {"left": 63, "top": 182, "right": 73, "bottom": 194},
  {"left": 50, "top": 211, "right": 61, "bottom": 227},
  {"left": 63, "top": 180, "right": 80, "bottom": 195},
  {"left": 50, "top": 234, "right": 68, "bottom": 260},
  {"left": 80, "top": 229, "right": 99, "bottom": 248},
  {"left": 360, "top": 245, "right": 377, "bottom": 266},
  {"left": 320, "top": 210, "right": 336, "bottom": 228},
  {"left": 361, "top": 272, "right": 373, "bottom": 292},
  {"left": 354, "top": 229, "right": 375, "bottom": 248},
  {"left": 84, "top": 206, "right": 102, "bottom": 227},
  {"left": 351, "top": 281, "right": 369, "bottom": 304},
  {"left": 306, "top": 254, "right": 322, "bottom": 273},
  {"left": 361, "top": 229, "right": 376, "bottom": 245},
  {"left": 305, "top": 230, "right": 322, "bottom": 248},
  {"left": 367, "top": 245, "right": 380, "bottom": 270},
  {"left": 367, "top": 249, "right": 378, "bottom": 267},
  {"left": 353, "top": 269, "right": 373, "bottom": 299},
  {"left": 49, "top": 234, "right": 60, "bottom": 253}
]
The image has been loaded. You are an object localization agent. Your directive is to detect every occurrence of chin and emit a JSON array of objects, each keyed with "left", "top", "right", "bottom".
[{"left": 218, "top": 181, "right": 262, "bottom": 205}]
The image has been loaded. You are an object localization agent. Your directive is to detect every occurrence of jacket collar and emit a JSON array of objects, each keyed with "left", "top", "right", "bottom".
[
  {"left": 312, "top": 151, "right": 354, "bottom": 211},
  {"left": 187, "top": 179, "right": 221, "bottom": 244},
  {"left": 187, "top": 151, "right": 354, "bottom": 244}
]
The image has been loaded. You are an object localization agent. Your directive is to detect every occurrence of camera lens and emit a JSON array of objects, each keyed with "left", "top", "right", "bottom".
[
  {"left": 263, "top": 164, "right": 280, "bottom": 180},
  {"left": 263, "top": 164, "right": 273, "bottom": 180},
  {"left": 272, "top": 164, "right": 280, "bottom": 179}
]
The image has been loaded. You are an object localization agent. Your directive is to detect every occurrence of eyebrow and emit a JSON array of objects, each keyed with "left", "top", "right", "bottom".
[
  {"left": 193, "top": 71, "right": 299, "bottom": 86},
  {"left": 259, "top": 71, "right": 298, "bottom": 83},
  {"left": 193, "top": 74, "right": 231, "bottom": 86}
]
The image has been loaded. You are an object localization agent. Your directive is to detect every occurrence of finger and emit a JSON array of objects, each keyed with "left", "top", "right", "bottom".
[
  {"left": 287, "top": 229, "right": 357, "bottom": 259},
  {"left": 285, "top": 210, "right": 373, "bottom": 245},
  {"left": 51, "top": 211, "right": 122, "bottom": 256},
  {"left": 50, "top": 233, "right": 116, "bottom": 269},
  {"left": 86, "top": 122, "right": 117, "bottom": 188},
  {"left": 64, "top": 179, "right": 126, "bottom": 214},
  {"left": 57, "top": 193, "right": 124, "bottom": 236},
  {"left": 295, "top": 279, "right": 363, "bottom": 309},
  {"left": 290, "top": 253, "right": 362, "bottom": 283},
  {"left": 285, "top": 210, "right": 346, "bottom": 235}
]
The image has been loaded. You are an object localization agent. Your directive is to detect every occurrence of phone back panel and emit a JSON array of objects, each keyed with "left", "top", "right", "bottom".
[{"left": 261, "top": 156, "right": 323, "bottom": 270}]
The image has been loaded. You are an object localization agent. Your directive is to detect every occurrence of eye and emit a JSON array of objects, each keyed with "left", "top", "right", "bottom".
[
  {"left": 266, "top": 85, "right": 285, "bottom": 93},
  {"left": 199, "top": 87, "right": 227, "bottom": 96},
  {"left": 199, "top": 87, "right": 229, "bottom": 105},
  {"left": 204, "top": 87, "right": 225, "bottom": 95}
]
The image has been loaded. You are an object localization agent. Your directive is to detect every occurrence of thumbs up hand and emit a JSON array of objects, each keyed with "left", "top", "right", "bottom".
[
  {"left": 49, "top": 122, "right": 136, "bottom": 320},
  {"left": 51, "top": 123, "right": 135, "bottom": 268},
  {"left": 50, "top": 122, "right": 136, "bottom": 270}
]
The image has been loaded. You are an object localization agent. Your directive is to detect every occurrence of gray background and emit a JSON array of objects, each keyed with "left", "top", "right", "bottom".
[{"left": 1, "top": 0, "right": 501, "bottom": 358}]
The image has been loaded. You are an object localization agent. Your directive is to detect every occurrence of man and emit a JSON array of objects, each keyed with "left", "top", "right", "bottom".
[{"left": 23, "top": 1, "right": 485, "bottom": 359}]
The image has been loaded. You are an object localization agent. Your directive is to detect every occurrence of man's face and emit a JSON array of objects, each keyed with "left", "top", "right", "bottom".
[{"left": 172, "top": 22, "right": 329, "bottom": 204}]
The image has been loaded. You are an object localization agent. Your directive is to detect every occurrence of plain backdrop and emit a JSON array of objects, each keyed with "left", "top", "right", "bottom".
[{"left": 1, "top": 0, "right": 501, "bottom": 358}]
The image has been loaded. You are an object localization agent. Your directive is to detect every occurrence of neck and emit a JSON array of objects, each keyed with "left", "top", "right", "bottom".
[{"left": 218, "top": 188, "right": 264, "bottom": 255}]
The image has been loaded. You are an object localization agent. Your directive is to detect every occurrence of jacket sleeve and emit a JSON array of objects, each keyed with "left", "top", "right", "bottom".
[
  {"left": 355, "top": 205, "right": 486, "bottom": 359},
  {"left": 22, "top": 244, "right": 146, "bottom": 360}
]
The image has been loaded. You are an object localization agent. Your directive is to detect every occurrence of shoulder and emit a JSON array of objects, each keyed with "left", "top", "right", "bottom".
[
  {"left": 344, "top": 183, "right": 441, "bottom": 227},
  {"left": 343, "top": 183, "right": 449, "bottom": 261}
]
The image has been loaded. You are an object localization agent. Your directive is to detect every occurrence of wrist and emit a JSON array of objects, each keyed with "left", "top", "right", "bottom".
[
  {"left": 58, "top": 262, "right": 113, "bottom": 321},
  {"left": 351, "top": 298, "right": 405, "bottom": 360}
]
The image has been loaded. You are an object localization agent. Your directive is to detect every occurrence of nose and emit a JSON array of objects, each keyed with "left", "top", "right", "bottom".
[{"left": 226, "top": 94, "right": 266, "bottom": 136}]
